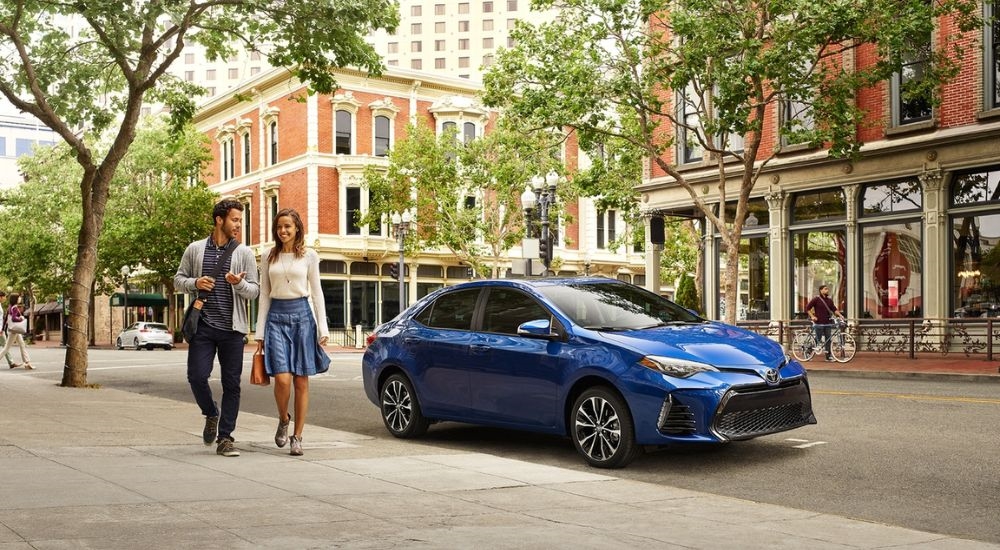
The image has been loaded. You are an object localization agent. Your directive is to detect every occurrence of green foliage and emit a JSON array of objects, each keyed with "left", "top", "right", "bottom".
[
  {"left": 675, "top": 273, "right": 701, "bottom": 313},
  {"left": 362, "top": 118, "right": 564, "bottom": 276},
  {"left": 0, "top": 144, "right": 80, "bottom": 303},
  {"left": 5, "top": 118, "right": 216, "bottom": 309},
  {"left": 660, "top": 219, "right": 700, "bottom": 286}
]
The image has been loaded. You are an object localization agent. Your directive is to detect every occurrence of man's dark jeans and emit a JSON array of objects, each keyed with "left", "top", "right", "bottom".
[
  {"left": 187, "top": 321, "right": 245, "bottom": 441},
  {"left": 814, "top": 323, "right": 833, "bottom": 358}
]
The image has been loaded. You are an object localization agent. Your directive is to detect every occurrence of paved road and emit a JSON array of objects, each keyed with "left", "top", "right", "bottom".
[{"left": 22, "top": 347, "right": 1000, "bottom": 543}]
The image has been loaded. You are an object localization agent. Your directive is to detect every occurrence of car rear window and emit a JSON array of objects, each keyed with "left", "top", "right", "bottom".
[{"left": 147, "top": 324, "right": 169, "bottom": 331}]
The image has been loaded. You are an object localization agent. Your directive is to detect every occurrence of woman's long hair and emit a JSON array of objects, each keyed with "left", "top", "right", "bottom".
[{"left": 267, "top": 208, "right": 306, "bottom": 264}]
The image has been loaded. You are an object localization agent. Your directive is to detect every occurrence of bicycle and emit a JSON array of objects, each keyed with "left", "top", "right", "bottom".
[{"left": 791, "top": 318, "right": 857, "bottom": 362}]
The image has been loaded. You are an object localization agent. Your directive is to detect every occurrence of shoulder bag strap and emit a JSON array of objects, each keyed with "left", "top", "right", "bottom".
[{"left": 196, "top": 240, "right": 239, "bottom": 303}]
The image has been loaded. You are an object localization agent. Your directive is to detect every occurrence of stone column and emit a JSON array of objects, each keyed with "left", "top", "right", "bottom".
[
  {"left": 919, "top": 168, "right": 946, "bottom": 319},
  {"left": 766, "top": 190, "right": 787, "bottom": 319},
  {"left": 643, "top": 213, "right": 662, "bottom": 294},
  {"left": 844, "top": 183, "right": 860, "bottom": 319}
]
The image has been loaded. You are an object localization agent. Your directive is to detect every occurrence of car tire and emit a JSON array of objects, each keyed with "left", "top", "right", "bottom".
[
  {"left": 133, "top": 338, "right": 141, "bottom": 350},
  {"left": 571, "top": 387, "right": 640, "bottom": 469},
  {"left": 116, "top": 337, "right": 123, "bottom": 350},
  {"left": 379, "top": 373, "right": 430, "bottom": 438}
]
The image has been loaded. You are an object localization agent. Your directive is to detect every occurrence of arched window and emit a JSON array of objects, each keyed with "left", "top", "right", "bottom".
[
  {"left": 374, "top": 115, "right": 391, "bottom": 157},
  {"left": 335, "top": 110, "right": 353, "bottom": 154}
]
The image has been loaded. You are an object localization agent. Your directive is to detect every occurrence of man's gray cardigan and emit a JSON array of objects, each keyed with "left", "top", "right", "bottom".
[{"left": 174, "top": 238, "right": 260, "bottom": 335}]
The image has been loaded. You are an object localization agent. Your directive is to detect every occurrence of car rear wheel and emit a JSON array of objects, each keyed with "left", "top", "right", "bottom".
[
  {"left": 115, "top": 337, "right": 123, "bottom": 350},
  {"left": 133, "top": 338, "right": 141, "bottom": 350},
  {"left": 571, "top": 387, "right": 640, "bottom": 468},
  {"left": 380, "top": 373, "right": 429, "bottom": 438}
]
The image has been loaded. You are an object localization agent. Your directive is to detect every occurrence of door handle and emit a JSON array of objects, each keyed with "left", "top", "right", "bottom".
[
  {"left": 403, "top": 337, "right": 420, "bottom": 344},
  {"left": 470, "top": 344, "right": 490, "bottom": 353}
]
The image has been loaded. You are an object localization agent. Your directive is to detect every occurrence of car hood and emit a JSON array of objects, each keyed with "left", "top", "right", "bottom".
[{"left": 597, "top": 322, "right": 782, "bottom": 367}]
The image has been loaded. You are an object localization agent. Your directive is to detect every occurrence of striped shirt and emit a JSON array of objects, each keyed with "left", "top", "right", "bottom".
[{"left": 200, "top": 238, "right": 236, "bottom": 331}]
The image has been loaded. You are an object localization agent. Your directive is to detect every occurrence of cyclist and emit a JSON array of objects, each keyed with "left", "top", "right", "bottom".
[{"left": 806, "top": 284, "right": 845, "bottom": 362}]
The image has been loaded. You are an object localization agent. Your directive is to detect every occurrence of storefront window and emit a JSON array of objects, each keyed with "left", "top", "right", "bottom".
[
  {"left": 321, "top": 280, "right": 346, "bottom": 328},
  {"left": 793, "top": 230, "right": 846, "bottom": 317},
  {"left": 951, "top": 213, "right": 1000, "bottom": 318},
  {"left": 718, "top": 236, "right": 770, "bottom": 320},
  {"left": 862, "top": 179, "right": 922, "bottom": 215},
  {"left": 861, "top": 222, "right": 922, "bottom": 318},
  {"left": 952, "top": 166, "right": 1000, "bottom": 206},
  {"left": 350, "top": 280, "right": 377, "bottom": 329},
  {"left": 792, "top": 189, "right": 846, "bottom": 223}
]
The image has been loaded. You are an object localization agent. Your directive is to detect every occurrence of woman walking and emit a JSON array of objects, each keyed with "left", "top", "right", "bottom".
[
  {"left": 1, "top": 294, "right": 32, "bottom": 370},
  {"left": 255, "top": 208, "right": 330, "bottom": 455}
]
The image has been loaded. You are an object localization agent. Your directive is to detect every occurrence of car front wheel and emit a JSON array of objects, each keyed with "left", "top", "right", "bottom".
[
  {"left": 379, "top": 373, "right": 429, "bottom": 438},
  {"left": 115, "top": 337, "right": 123, "bottom": 350},
  {"left": 133, "top": 338, "right": 141, "bottom": 350},
  {"left": 571, "top": 387, "right": 640, "bottom": 468}
]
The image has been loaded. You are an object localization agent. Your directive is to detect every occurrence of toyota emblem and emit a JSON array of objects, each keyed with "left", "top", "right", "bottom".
[{"left": 764, "top": 368, "right": 780, "bottom": 385}]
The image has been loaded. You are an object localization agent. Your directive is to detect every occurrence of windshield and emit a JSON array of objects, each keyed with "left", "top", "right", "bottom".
[{"left": 538, "top": 281, "right": 703, "bottom": 330}]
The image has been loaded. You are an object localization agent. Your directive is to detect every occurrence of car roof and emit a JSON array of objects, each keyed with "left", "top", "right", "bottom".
[{"left": 448, "top": 276, "right": 623, "bottom": 290}]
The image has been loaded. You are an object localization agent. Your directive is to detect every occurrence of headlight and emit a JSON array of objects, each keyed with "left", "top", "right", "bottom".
[{"left": 638, "top": 355, "right": 719, "bottom": 378}]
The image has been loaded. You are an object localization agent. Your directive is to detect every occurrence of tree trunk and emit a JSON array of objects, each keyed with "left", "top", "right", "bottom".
[{"left": 61, "top": 171, "right": 110, "bottom": 388}]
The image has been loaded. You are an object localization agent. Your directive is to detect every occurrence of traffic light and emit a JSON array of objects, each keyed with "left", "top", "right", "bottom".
[
  {"left": 538, "top": 230, "right": 549, "bottom": 268},
  {"left": 389, "top": 263, "right": 399, "bottom": 279}
]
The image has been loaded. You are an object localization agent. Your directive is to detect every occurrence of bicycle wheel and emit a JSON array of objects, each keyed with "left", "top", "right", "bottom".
[
  {"left": 791, "top": 331, "right": 816, "bottom": 362},
  {"left": 831, "top": 332, "right": 857, "bottom": 362}
]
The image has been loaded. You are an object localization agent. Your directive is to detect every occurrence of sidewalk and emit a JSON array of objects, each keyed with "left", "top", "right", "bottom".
[{"left": 1, "top": 353, "right": 998, "bottom": 547}]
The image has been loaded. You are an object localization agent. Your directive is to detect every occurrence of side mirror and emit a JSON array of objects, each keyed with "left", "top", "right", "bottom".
[{"left": 517, "top": 319, "right": 557, "bottom": 339}]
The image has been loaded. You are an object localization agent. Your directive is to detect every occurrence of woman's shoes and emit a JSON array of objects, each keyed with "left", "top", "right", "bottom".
[
  {"left": 8, "top": 363, "right": 20, "bottom": 369},
  {"left": 274, "top": 415, "right": 291, "bottom": 448},
  {"left": 23, "top": 364, "right": 33, "bottom": 370},
  {"left": 289, "top": 435, "right": 303, "bottom": 456}
]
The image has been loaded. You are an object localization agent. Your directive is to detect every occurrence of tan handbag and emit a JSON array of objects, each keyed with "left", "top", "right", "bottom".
[{"left": 250, "top": 347, "right": 270, "bottom": 386}]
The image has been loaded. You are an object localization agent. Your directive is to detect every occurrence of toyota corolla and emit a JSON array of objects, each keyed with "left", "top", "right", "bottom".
[{"left": 362, "top": 277, "right": 815, "bottom": 468}]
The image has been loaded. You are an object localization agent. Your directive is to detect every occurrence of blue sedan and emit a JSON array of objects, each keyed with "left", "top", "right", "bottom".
[{"left": 362, "top": 277, "right": 816, "bottom": 468}]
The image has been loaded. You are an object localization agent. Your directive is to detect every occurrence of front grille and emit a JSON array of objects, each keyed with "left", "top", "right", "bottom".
[
  {"left": 659, "top": 397, "right": 696, "bottom": 435},
  {"left": 713, "top": 379, "right": 815, "bottom": 440}
]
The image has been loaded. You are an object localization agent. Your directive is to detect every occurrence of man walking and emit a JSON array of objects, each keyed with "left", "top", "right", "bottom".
[
  {"left": 0, "top": 291, "right": 22, "bottom": 369},
  {"left": 175, "top": 199, "right": 259, "bottom": 456}
]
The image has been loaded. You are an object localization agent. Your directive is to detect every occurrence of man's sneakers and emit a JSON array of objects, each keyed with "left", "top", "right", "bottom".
[
  {"left": 203, "top": 415, "right": 219, "bottom": 445},
  {"left": 216, "top": 437, "right": 240, "bottom": 457}
]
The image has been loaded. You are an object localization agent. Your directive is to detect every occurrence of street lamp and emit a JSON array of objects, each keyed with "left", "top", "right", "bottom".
[
  {"left": 522, "top": 171, "right": 559, "bottom": 275},
  {"left": 391, "top": 210, "right": 414, "bottom": 311},
  {"left": 120, "top": 265, "right": 131, "bottom": 328}
]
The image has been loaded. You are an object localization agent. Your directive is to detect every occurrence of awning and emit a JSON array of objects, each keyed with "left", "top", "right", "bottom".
[
  {"left": 110, "top": 293, "right": 169, "bottom": 307},
  {"left": 30, "top": 301, "right": 62, "bottom": 315}
]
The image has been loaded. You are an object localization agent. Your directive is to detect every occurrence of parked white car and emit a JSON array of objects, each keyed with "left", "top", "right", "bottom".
[{"left": 116, "top": 322, "right": 174, "bottom": 350}]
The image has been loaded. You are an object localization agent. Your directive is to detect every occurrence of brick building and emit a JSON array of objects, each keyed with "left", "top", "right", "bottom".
[
  {"left": 640, "top": 5, "right": 1000, "bottom": 324},
  {"left": 193, "top": 66, "right": 645, "bottom": 339}
]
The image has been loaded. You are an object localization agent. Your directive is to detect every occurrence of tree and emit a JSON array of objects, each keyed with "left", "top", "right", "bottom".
[
  {"left": 362, "top": 119, "right": 563, "bottom": 277},
  {"left": 483, "top": 0, "right": 979, "bottom": 322},
  {"left": 98, "top": 119, "right": 218, "bottom": 334},
  {"left": 7, "top": 119, "right": 218, "bottom": 343},
  {"left": 0, "top": 0, "right": 398, "bottom": 386},
  {"left": 675, "top": 273, "right": 700, "bottom": 313}
]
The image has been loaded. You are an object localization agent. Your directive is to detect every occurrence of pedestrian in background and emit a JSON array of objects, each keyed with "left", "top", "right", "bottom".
[
  {"left": 0, "top": 293, "right": 32, "bottom": 370},
  {"left": 0, "top": 291, "right": 22, "bottom": 369},
  {"left": 255, "top": 208, "right": 330, "bottom": 456},
  {"left": 174, "top": 199, "right": 259, "bottom": 457},
  {"left": 806, "top": 284, "right": 844, "bottom": 362}
]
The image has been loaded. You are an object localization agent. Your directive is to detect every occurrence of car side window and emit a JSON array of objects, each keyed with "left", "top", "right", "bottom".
[
  {"left": 423, "top": 288, "right": 480, "bottom": 330},
  {"left": 482, "top": 288, "right": 551, "bottom": 335}
]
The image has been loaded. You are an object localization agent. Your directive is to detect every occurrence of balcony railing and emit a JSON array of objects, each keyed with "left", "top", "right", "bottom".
[{"left": 737, "top": 318, "right": 1000, "bottom": 360}]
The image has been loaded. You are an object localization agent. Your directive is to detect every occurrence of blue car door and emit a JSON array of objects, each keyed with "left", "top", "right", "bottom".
[
  {"left": 405, "top": 288, "right": 483, "bottom": 415},
  {"left": 466, "top": 287, "right": 565, "bottom": 429}
]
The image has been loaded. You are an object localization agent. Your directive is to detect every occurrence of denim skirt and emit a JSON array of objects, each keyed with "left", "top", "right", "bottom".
[{"left": 264, "top": 297, "right": 331, "bottom": 376}]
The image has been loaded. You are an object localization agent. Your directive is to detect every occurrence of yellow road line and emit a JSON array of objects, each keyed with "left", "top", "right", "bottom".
[{"left": 814, "top": 389, "right": 1000, "bottom": 405}]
